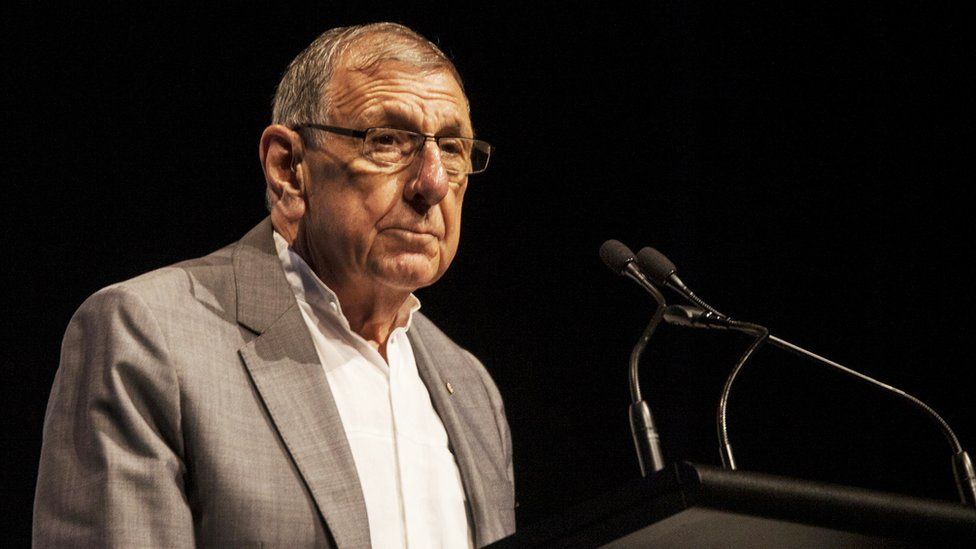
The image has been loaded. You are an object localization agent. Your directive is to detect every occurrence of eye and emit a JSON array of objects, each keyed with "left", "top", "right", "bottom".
[
  {"left": 367, "top": 129, "right": 408, "bottom": 148},
  {"left": 438, "top": 138, "right": 467, "bottom": 156}
]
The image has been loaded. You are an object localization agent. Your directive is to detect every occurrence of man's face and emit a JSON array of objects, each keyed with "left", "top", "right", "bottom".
[{"left": 296, "top": 59, "right": 472, "bottom": 295}]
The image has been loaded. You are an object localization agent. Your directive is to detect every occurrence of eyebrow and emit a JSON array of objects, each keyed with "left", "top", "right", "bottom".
[{"left": 360, "top": 106, "right": 470, "bottom": 137}]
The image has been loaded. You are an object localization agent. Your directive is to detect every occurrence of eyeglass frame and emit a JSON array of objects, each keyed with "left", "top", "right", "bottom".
[{"left": 292, "top": 123, "right": 492, "bottom": 176}]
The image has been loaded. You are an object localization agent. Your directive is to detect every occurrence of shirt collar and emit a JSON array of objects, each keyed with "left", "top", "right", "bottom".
[{"left": 273, "top": 230, "right": 421, "bottom": 332}]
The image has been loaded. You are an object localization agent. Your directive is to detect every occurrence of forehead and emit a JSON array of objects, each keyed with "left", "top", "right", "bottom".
[{"left": 328, "top": 59, "right": 472, "bottom": 134}]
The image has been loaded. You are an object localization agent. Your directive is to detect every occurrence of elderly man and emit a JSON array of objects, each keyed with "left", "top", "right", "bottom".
[{"left": 34, "top": 23, "right": 514, "bottom": 547}]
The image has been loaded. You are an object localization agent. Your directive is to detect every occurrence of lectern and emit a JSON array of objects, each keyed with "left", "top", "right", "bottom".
[{"left": 487, "top": 462, "right": 976, "bottom": 547}]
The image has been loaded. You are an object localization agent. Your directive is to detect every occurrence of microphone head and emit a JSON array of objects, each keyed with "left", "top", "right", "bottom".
[
  {"left": 599, "top": 240, "right": 636, "bottom": 275},
  {"left": 636, "top": 247, "right": 677, "bottom": 284}
]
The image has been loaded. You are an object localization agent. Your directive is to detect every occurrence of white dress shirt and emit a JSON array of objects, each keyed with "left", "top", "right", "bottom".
[{"left": 274, "top": 232, "right": 473, "bottom": 548}]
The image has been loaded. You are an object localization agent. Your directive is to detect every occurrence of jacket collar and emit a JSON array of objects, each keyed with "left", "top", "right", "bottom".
[{"left": 233, "top": 217, "right": 297, "bottom": 335}]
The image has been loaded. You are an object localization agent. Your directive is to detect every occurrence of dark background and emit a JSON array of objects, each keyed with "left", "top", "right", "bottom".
[{"left": 7, "top": 2, "right": 975, "bottom": 544}]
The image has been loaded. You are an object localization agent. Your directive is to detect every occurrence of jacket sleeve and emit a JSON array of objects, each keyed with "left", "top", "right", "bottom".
[{"left": 33, "top": 285, "right": 194, "bottom": 547}]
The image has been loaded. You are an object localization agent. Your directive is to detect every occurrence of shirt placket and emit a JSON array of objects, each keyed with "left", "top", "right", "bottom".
[{"left": 388, "top": 329, "right": 413, "bottom": 548}]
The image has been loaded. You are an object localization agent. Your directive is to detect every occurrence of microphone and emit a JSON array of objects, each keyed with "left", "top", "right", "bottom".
[
  {"left": 600, "top": 240, "right": 667, "bottom": 305},
  {"left": 598, "top": 239, "right": 635, "bottom": 274},
  {"left": 638, "top": 246, "right": 976, "bottom": 506},
  {"left": 637, "top": 248, "right": 725, "bottom": 317},
  {"left": 600, "top": 240, "right": 667, "bottom": 476}
]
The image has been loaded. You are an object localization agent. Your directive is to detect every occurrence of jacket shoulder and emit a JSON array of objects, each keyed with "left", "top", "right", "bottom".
[{"left": 76, "top": 239, "right": 239, "bottom": 322}]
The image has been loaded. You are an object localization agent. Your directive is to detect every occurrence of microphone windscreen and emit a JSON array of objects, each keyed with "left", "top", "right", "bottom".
[
  {"left": 599, "top": 240, "right": 636, "bottom": 275},
  {"left": 636, "top": 247, "right": 677, "bottom": 283}
]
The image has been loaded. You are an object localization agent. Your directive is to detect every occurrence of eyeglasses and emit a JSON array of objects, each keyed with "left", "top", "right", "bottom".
[{"left": 294, "top": 123, "right": 492, "bottom": 181}]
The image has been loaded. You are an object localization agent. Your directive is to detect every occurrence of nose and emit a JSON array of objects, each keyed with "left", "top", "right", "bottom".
[{"left": 403, "top": 140, "right": 450, "bottom": 213}]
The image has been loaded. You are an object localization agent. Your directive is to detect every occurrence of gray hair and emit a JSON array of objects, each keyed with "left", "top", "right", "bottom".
[{"left": 272, "top": 22, "right": 466, "bottom": 145}]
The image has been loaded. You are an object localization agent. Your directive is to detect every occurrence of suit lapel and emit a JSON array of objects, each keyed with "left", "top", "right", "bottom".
[
  {"left": 409, "top": 325, "right": 498, "bottom": 548},
  {"left": 234, "top": 219, "right": 370, "bottom": 548}
]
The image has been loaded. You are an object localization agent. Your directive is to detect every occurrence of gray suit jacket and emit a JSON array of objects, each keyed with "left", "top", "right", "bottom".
[{"left": 34, "top": 218, "right": 515, "bottom": 547}]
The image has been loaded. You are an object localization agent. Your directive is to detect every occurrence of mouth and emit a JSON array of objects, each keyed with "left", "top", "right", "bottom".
[{"left": 384, "top": 227, "right": 444, "bottom": 240}]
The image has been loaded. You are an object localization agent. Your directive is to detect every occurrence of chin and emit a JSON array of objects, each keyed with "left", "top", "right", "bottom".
[{"left": 373, "top": 254, "right": 443, "bottom": 291}]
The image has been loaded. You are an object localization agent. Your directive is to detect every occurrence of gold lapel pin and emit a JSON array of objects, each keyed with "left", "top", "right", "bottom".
[{"left": 446, "top": 381, "right": 455, "bottom": 395}]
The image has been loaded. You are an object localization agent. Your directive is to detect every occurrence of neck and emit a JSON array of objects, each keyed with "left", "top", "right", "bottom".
[
  {"left": 333, "top": 283, "right": 409, "bottom": 350},
  {"left": 288, "top": 231, "right": 410, "bottom": 354},
  {"left": 333, "top": 282, "right": 410, "bottom": 363}
]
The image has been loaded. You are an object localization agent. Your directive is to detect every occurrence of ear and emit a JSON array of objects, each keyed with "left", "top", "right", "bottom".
[{"left": 259, "top": 124, "right": 306, "bottom": 243}]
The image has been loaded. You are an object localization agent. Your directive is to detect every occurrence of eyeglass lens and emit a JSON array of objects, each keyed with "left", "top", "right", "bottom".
[{"left": 363, "top": 128, "right": 489, "bottom": 176}]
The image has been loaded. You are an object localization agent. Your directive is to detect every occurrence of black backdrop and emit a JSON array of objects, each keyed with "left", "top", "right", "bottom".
[{"left": 8, "top": 2, "right": 975, "bottom": 543}]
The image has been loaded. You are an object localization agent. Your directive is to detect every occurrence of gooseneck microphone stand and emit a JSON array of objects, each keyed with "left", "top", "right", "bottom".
[
  {"left": 626, "top": 286, "right": 667, "bottom": 477},
  {"left": 715, "top": 322, "right": 768, "bottom": 470},
  {"left": 601, "top": 240, "right": 668, "bottom": 477},
  {"left": 661, "top": 304, "right": 769, "bottom": 470},
  {"left": 767, "top": 334, "right": 976, "bottom": 505}
]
